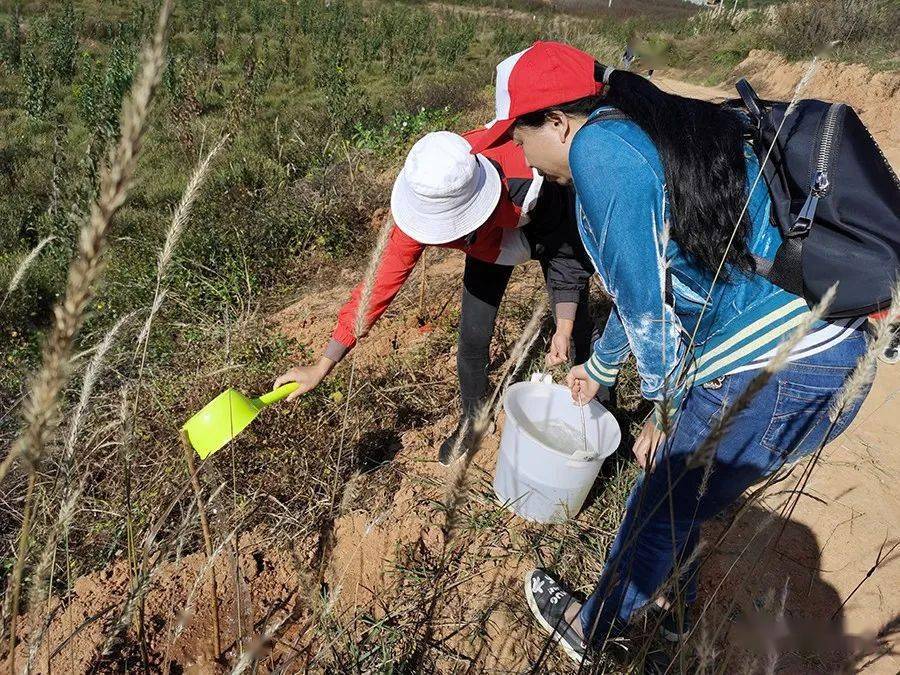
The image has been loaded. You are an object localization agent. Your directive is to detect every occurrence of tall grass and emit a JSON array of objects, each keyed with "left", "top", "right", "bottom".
[
  {"left": 2, "top": 1, "right": 173, "bottom": 670},
  {"left": 771, "top": 0, "right": 898, "bottom": 60},
  {"left": 1, "top": 236, "right": 55, "bottom": 311}
]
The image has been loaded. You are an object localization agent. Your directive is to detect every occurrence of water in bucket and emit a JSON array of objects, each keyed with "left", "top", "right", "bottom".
[{"left": 493, "top": 379, "right": 621, "bottom": 523}]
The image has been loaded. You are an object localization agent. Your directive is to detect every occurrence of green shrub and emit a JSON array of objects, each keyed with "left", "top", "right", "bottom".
[
  {"left": 49, "top": 1, "right": 79, "bottom": 79},
  {"left": 437, "top": 13, "right": 476, "bottom": 67},
  {"left": 249, "top": 0, "right": 274, "bottom": 33},
  {"left": 492, "top": 19, "right": 541, "bottom": 56},
  {"left": 1, "top": 6, "right": 23, "bottom": 69},
  {"left": 295, "top": 0, "right": 321, "bottom": 35},
  {"left": 0, "top": 211, "right": 70, "bottom": 334},
  {"left": 22, "top": 51, "right": 54, "bottom": 118},
  {"left": 200, "top": 7, "right": 220, "bottom": 64},
  {"left": 352, "top": 105, "right": 458, "bottom": 155},
  {"left": 73, "top": 39, "right": 136, "bottom": 137},
  {"left": 311, "top": 0, "right": 368, "bottom": 132},
  {"left": 393, "top": 10, "right": 433, "bottom": 82}
]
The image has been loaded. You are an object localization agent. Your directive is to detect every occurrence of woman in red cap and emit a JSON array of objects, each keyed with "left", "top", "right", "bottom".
[
  {"left": 275, "top": 129, "right": 600, "bottom": 465},
  {"left": 474, "top": 42, "right": 870, "bottom": 665}
]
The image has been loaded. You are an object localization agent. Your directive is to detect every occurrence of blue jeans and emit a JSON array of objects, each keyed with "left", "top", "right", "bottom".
[{"left": 579, "top": 328, "right": 870, "bottom": 644}]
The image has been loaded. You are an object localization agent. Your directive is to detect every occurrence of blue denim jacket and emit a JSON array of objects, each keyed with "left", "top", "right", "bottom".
[{"left": 572, "top": 107, "right": 817, "bottom": 411}]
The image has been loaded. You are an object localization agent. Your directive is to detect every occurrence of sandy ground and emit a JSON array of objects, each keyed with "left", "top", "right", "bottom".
[{"left": 6, "top": 54, "right": 898, "bottom": 673}]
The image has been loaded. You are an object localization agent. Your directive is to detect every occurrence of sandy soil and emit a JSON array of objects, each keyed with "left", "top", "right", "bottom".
[{"left": 6, "top": 55, "right": 898, "bottom": 673}]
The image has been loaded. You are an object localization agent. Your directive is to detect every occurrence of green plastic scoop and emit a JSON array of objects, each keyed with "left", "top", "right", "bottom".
[{"left": 182, "top": 382, "right": 298, "bottom": 460}]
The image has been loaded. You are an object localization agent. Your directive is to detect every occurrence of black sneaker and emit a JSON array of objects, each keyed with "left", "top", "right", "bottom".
[
  {"left": 524, "top": 569, "right": 591, "bottom": 666},
  {"left": 879, "top": 323, "right": 900, "bottom": 364},
  {"left": 438, "top": 416, "right": 474, "bottom": 466},
  {"left": 657, "top": 606, "right": 692, "bottom": 643}
]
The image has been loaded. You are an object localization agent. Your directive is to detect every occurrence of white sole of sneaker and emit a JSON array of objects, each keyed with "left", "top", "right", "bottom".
[
  {"left": 660, "top": 626, "right": 685, "bottom": 643},
  {"left": 523, "top": 570, "right": 590, "bottom": 667}
]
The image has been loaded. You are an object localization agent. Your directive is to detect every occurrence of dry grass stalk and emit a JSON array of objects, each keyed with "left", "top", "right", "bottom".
[
  {"left": 354, "top": 213, "right": 395, "bottom": 340},
  {"left": 581, "top": 290, "right": 835, "bottom": 657},
  {"left": 381, "top": 294, "right": 546, "bottom": 668},
  {"left": 181, "top": 430, "right": 222, "bottom": 659},
  {"left": 98, "top": 474, "right": 194, "bottom": 665},
  {"left": 24, "top": 485, "right": 82, "bottom": 671},
  {"left": 1, "top": 235, "right": 55, "bottom": 310},
  {"left": 124, "top": 136, "right": 226, "bottom": 663},
  {"left": 762, "top": 580, "right": 789, "bottom": 674},
  {"left": 25, "top": 387, "right": 130, "bottom": 671},
  {"left": 228, "top": 609, "right": 295, "bottom": 675},
  {"left": 2, "top": 2, "right": 173, "bottom": 669},
  {"left": 675, "top": 505, "right": 782, "bottom": 664},
  {"left": 137, "top": 134, "right": 229, "bottom": 351},
  {"left": 775, "top": 282, "right": 900, "bottom": 545},
  {"left": 0, "top": 0, "right": 173, "bottom": 484},
  {"left": 418, "top": 248, "right": 428, "bottom": 321},
  {"left": 683, "top": 54, "right": 821, "bottom": 355},
  {"left": 656, "top": 211, "right": 675, "bottom": 436},
  {"left": 692, "top": 619, "right": 719, "bottom": 675},
  {"left": 158, "top": 136, "right": 229, "bottom": 283},
  {"left": 831, "top": 538, "right": 900, "bottom": 622},
  {"left": 442, "top": 296, "right": 547, "bottom": 536},
  {"left": 684, "top": 283, "right": 893, "bottom": 642},
  {"left": 333, "top": 212, "right": 395, "bottom": 493},
  {"left": 136, "top": 288, "right": 168, "bottom": 347},
  {"left": 63, "top": 312, "right": 133, "bottom": 462},
  {"left": 161, "top": 523, "right": 234, "bottom": 675},
  {"left": 784, "top": 56, "right": 819, "bottom": 116}
]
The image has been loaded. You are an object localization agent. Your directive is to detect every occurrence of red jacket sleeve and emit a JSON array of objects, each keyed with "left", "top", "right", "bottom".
[{"left": 329, "top": 225, "right": 425, "bottom": 355}]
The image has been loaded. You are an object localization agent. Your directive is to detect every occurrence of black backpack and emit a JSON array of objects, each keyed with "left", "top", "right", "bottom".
[{"left": 731, "top": 79, "right": 900, "bottom": 318}]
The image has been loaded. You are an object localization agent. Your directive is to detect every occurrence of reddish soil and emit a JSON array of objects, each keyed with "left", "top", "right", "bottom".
[{"left": 9, "top": 528, "right": 313, "bottom": 673}]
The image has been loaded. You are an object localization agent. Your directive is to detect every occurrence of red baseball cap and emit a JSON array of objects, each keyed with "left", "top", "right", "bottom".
[{"left": 469, "top": 41, "right": 604, "bottom": 155}]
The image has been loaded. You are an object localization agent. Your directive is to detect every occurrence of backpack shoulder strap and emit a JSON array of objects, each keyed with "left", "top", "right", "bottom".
[
  {"left": 735, "top": 78, "right": 764, "bottom": 122},
  {"left": 754, "top": 238, "right": 805, "bottom": 299}
]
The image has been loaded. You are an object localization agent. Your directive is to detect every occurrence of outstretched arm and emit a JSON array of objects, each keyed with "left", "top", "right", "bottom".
[{"left": 275, "top": 222, "right": 425, "bottom": 400}]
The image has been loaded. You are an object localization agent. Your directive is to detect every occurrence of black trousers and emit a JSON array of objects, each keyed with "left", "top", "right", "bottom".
[{"left": 457, "top": 255, "right": 596, "bottom": 417}]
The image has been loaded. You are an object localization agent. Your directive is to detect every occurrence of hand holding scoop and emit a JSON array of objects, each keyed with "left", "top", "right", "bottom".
[{"left": 182, "top": 382, "right": 298, "bottom": 460}]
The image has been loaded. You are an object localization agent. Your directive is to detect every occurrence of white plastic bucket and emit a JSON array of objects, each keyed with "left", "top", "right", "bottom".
[{"left": 493, "top": 379, "right": 621, "bottom": 523}]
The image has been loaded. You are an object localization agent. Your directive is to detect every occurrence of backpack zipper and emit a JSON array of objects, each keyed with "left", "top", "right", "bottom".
[{"left": 792, "top": 103, "right": 845, "bottom": 235}]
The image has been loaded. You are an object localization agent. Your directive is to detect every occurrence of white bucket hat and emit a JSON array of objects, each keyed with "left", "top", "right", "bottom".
[{"left": 390, "top": 131, "right": 502, "bottom": 245}]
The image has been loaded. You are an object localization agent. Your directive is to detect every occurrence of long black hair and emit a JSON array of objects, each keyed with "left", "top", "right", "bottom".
[{"left": 516, "top": 66, "right": 754, "bottom": 278}]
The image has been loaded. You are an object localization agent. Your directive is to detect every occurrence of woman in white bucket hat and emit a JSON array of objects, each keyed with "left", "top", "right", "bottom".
[{"left": 275, "top": 129, "right": 599, "bottom": 464}]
